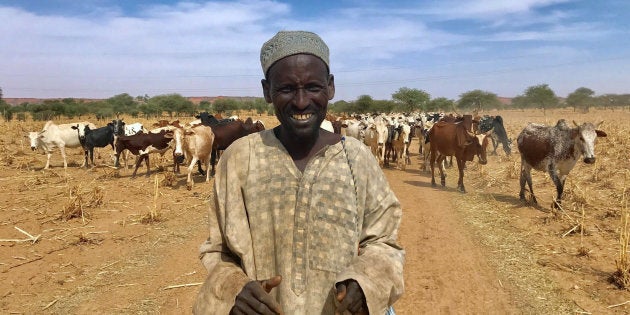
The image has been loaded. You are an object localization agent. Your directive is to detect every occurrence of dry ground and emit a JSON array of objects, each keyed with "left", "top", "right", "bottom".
[{"left": 1, "top": 108, "right": 629, "bottom": 314}]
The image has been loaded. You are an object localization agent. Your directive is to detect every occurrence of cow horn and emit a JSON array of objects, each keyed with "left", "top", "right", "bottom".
[
  {"left": 596, "top": 120, "right": 604, "bottom": 128},
  {"left": 572, "top": 120, "right": 579, "bottom": 127}
]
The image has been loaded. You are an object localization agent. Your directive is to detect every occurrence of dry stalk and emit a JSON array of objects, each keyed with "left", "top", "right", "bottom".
[
  {"left": 142, "top": 175, "right": 163, "bottom": 223},
  {"left": 611, "top": 171, "right": 630, "bottom": 289}
]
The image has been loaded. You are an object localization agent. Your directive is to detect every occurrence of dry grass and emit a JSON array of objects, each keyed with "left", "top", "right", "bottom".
[{"left": 161, "top": 171, "right": 177, "bottom": 187}]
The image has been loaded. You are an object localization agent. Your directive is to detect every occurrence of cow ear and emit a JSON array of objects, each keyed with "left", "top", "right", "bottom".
[
  {"left": 596, "top": 130, "right": 607, "bottom": 137},
  {"left": 71, "top": 126, "right": 78, "bottom": 130}
]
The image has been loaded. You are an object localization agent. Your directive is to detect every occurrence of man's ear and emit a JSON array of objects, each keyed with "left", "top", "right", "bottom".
[
  {"left": 327, "top": 74, "right": 335, "bottom": 100},
  {"left": 261, "top": 79, "right": 272, "bottom": 103}
]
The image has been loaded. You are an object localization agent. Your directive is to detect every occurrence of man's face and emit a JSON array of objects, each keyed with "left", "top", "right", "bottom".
[{"left": 262, "top": 54, "right": 335, "bottom": 141}]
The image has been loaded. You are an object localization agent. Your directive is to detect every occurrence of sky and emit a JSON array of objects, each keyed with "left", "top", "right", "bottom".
[{"left": 1, "top": 0, "right": 629, "bottom": 102}]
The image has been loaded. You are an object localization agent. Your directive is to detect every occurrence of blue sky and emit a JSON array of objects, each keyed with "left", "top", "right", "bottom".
[{"left": 1, "top": 0, "right": 629, "bottom": 102}]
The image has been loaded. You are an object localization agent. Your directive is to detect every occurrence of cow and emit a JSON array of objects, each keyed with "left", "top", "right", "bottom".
[
  {"left": 478, "top": 115, "right": 512, "bottom": 155},
  {"left": 391, "top": 123, "right": 412, "bottom": 170},
  {"left": 428, "top": 121, "right": 489, "bottom": 192},
  {"left": 517, "top": 119, "right": 606, "bottom": 208},
  {"left": 26, "top": 120, "right": 97, "bottom": 169},
  {"left": 173, "top": 124, "right": 215, "bottom": 190},
  {"left": 73, "top": 122, "right": 117, "bottom": 168},
  {"left": 195, "top": 117, "right": 265, "bottom": 176},
  {"left": 114, "top": 129, "right": 175, "bottom": 178}
]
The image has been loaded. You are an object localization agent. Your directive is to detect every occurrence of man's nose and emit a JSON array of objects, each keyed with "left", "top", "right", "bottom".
[{"left": 293, "top": 88, "right": 309, "bottom": 109}]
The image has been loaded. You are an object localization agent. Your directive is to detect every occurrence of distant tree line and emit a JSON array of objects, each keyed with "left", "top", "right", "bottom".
[
  {"left": 329, "top": 85, "right": 630, "bottom": 115},
  {"left": 0, "top": 92, "right": 273, "bottom": 122},
  {"left": 1, "top": 84, "right": 629, "bottom": 122}
]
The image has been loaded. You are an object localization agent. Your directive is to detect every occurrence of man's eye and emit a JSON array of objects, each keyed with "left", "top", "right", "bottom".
[
  {"left": 278, "top": 87, "right": 295, "bottom": 93},
  {"left": 306, "top": 86, "right": 323, "bottom": 93}
]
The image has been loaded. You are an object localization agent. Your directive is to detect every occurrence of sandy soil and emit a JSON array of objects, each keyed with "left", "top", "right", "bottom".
[{"left": 1, "top": 108, "right": 629, "bottom": 314}]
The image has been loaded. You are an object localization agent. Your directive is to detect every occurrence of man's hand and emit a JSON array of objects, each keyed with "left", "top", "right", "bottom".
[
  {"left": 230, "top": 275, "right": 283, "bottom": 315},
  {"left": 335, "top": 280, "right": 368, "bottom": 315}
]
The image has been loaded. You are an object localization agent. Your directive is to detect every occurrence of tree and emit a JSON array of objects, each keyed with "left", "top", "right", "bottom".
[
  {"left": 354, "top": 95, "right": 374, "bottom": 114},
  {"left": 391, "top": 87, "right": 430, "bottom": 112},
  {"left": 426, "top": 97, "right": 455, "bottom": 112},
  {"left": 213, "top": 98, "right": 239, "bottom": 114},
  {"left": 566, "top": 87, "right": 595, "bottom": 112},
  {"left": 457, "top": 90, "right": 501, "bottom": 111},
  {"left": 107, "top": 93, "right": 137, "bottom": 115},
  {"left": 521, "top": 84, "right": 558, "bottom": 114},
  {"left": 147, "top": 94, "right": 193, "bottom": 117}
]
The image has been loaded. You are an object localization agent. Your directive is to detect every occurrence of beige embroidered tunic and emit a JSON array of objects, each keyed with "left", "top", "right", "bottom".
[{"left": 195, "top": 130, "right": 404, "bottom": 314}]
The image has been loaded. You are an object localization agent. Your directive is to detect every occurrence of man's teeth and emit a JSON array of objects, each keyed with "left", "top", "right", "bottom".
[{"left": 292, "top": 114, "right": 312, "bottom": 120}]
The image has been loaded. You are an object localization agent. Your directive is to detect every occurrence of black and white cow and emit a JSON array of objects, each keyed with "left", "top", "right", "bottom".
[
  {"left": 478, "top": 115, "right": 512, "bottom": 155},
  {"left": 73, "top": 122, "right": 117, "bottom": 167}
]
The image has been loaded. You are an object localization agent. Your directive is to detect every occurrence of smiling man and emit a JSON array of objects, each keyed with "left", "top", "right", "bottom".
[{"left": 194, "top": 31, "right": 404, "bottom": 315}]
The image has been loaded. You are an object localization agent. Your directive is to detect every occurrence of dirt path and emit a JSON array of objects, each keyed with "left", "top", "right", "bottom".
[{"left": 384, "top": 164, "right": 519, "bottom": 314}]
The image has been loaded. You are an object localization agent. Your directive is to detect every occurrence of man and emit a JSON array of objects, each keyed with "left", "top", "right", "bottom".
[{"left": 194, "top": 30, "right": 404, "bottom": 314}]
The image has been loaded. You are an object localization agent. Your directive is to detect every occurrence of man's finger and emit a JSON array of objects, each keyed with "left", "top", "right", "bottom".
[
  {"left": 261, "top": 275, "right": 282, "bottom": 293},
  {"left": 336, "top": 283, "right": 347, "bottom": 302}
]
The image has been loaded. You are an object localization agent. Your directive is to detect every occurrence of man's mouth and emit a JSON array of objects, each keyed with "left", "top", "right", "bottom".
[{"left": 292, "top": 113, "right": 313, "bottom": 121}]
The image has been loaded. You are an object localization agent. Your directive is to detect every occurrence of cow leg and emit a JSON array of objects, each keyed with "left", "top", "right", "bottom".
[
  {"left": 548, "top": 164, "right": 564, "bottom": 208},
  {"left": 437, "top": 154, "right": 447, "bottom": 187},
  {"left": 131, "top": 154, "right": 144, "bottom": 178},
  {"left": 89, "top": 148, "right": 95, "bottom": 167},
  {"left": 187, "top": 157, "right": 199, "bottom": 190},
  {"left": 144, "top": 155, "right": 151, "bottom": 177},
  {"left": 519, "top": 160, "right": 537, "bottom": 204},
  {"left": 430, "top": 149, "right": 437, "bottom": 187},
  {"left": 196, "top": 160, "right": 206, "bottom": 176},
  {"left": 59, "top": 145, "right": 69, "bottom": 169},
  {"left": 44, "top": 151, "right": 52, "bottom": 169},
  {"left": 491, "top": 136, "right": 499, "bottom": 155},
  {"left": 114, "top": 152, "right": 121, "bottom": 168},
  {"left": 204, "top": 156, "right": 212, "bottom": 183},
  {"left": 456, "top": 158, "right": 466, "bottom": 193},
  {"left": 210, "top": 149, "right": 218, "bottom": 176}
]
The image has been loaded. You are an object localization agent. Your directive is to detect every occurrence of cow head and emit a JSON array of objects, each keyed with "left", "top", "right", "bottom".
[
  {"left": 71, "top": 124, "right": 88, "bottom": 144},
  {"left": 465, "top": 135, "right": 488, "bottom": 165},
  {"left": 573, "top": 120, "right": 607, "bottom": 164},
  {"left": 112, "top": 119, "right": 125, "bottom": 136},
  {"left": 27, "top": 131, "right": 44, "bottom": 150}
]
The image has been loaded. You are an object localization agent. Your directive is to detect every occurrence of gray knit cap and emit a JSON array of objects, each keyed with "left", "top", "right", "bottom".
[{"left": 260, "top": 30, "right": 329, "bottom": 76}]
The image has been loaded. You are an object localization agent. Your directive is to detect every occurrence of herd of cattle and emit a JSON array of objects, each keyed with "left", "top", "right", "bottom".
[{"left": 24, "top": 111, "right": 606, "bottom": 207}]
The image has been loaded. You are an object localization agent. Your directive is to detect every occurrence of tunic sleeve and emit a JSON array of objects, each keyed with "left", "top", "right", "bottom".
[
  {"left": 336, "top": 138, "right": 405, "bottom": 315},
  {"left": 193, "top": 138, "right": 254, "bottom": 314}
]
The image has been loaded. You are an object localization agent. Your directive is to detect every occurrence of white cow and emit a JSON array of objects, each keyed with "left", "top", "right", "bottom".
[
  {"left": 320, "top": 119, "right": 334, "bottom": 133},
  {"left": 124, "top": 122, "right": 147, "bottom": 135},
  {"left": 173, "top": 124, "right": 215, "bottom": 190},
  {"left": 27, "top": 120, "right": 97, "bottom": 169}
]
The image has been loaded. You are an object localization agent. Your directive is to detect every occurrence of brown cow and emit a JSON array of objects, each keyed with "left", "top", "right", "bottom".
[
  {"left": 114, "top": 129, "right": 175, "bottom": 178},
  {"left": 429, "top": 121, "right": 489, "bottom": 192},
  {"left": 517, "top": 119, "right": 606, "bottom": 208},
  {"left": 197, "top": 117, "right": 265, "bottom": 176}
]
